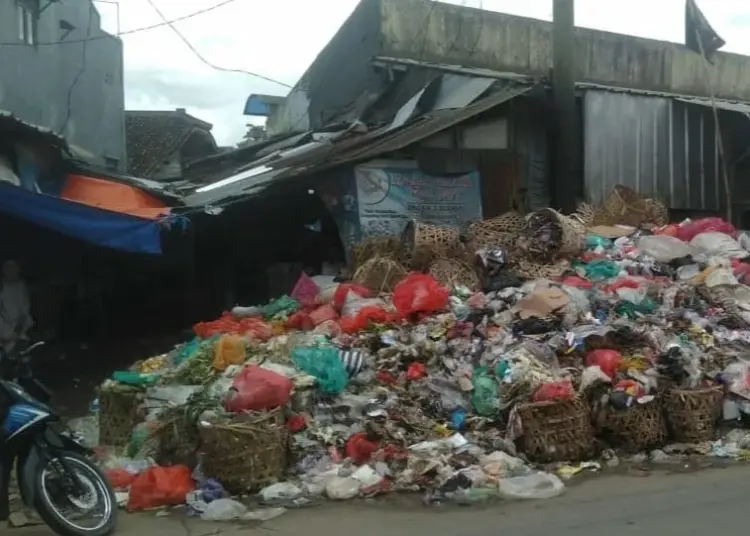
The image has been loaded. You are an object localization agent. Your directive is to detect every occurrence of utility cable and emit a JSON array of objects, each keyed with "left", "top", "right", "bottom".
[
  {"left": 144, "top": 0, "right": 292, "bottom": 88},
  {"left": 0, "top": 0, "right": 242, "bottom": 47},
  {"left": 58, "top": 4, "right": 95, "bottom": 136}
]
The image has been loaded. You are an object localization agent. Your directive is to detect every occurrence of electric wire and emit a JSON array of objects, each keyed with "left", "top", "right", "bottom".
[
  {"left": 144, "top": 0, "right": 292, "bottom": 88},
  {"left": 58, "top": 3, "right": 95, "bottom": 136}
]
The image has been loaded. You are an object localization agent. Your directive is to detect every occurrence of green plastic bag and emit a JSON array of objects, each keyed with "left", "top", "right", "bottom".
[
  {"left": 112, "top": 370, "right": 158, "bottom": 387},
  {"left": 585, "top": 233, "right": 613, "bottom": 250},
  {"left": 584, "top": 259, "right": 620, "bottom": 281},
  {"left": 472, "top": 368, "right": 500, "bottom": 417},
  {"left": 292, "top": 346, "right": 348, "bottom": 394},
  {"left": 261, "top": 295, "right": 300, "bottom": 319}
]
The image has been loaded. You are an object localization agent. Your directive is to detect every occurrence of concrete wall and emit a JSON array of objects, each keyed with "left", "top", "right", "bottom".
[
  {"left": 0, "top": 2, "right": 125, "bottom": 170},
  {"left": 378, "top": 0, "right": 750, "bottom": 102}
]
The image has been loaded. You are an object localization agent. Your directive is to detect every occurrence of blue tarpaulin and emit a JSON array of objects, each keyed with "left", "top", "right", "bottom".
[{"left": 0, "top": 184, "right": 163, "bottom": 254}]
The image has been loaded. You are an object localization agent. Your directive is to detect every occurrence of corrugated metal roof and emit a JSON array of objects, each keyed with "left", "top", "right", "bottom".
[{"left": 674, "top": 97, "right": 750, "bottom": 115}]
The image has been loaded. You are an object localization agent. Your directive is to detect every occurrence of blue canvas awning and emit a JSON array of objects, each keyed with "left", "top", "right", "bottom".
[{"left": 0, "top": 184, "right": 164, "bottom": 254}]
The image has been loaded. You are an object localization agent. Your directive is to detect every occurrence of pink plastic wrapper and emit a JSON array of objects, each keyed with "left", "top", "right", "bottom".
[{"left": 676, "top": 217, "right": 737, "bottom": 242}]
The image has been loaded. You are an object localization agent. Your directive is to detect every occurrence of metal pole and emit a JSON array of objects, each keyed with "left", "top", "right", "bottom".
[{"left": 552, "top": 0, "right": 578, "bottom": 213}]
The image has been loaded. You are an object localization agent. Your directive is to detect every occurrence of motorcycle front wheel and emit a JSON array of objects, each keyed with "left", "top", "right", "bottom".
[{"left": 32, "top": 451, "right": 117, "bottom": 536}]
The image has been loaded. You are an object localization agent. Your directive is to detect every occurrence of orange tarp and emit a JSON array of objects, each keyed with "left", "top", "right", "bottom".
[{"left": 61, "top": 174, "right": 170, "bottom": 220}]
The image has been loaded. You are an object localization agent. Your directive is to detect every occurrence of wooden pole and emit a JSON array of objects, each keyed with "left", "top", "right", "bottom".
[{"left": 692, "top": 18, "right": 732, "bottom": 222}]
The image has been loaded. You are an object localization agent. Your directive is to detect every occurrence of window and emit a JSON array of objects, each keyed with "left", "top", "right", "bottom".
[{"left": 17, "top": 1, "right": 37, "bottom": 45}]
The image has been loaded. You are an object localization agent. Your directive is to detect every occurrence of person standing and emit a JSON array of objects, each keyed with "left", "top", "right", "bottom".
[{"left": 0, "top": 260, "right": 33, "bottom": 351}]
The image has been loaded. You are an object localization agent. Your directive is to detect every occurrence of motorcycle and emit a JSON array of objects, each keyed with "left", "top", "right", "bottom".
[{"left": 0, "top": 341, "right": 117, "bottom": 536}]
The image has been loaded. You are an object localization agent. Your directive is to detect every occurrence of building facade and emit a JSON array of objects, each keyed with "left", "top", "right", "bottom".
[{"left": 0, "top": 0, "right": 125, "bottom": 171}]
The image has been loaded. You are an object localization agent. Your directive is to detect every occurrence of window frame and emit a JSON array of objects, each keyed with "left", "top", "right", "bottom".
[{"left": 16, "top": 0, "right": 38, "bottom": 46}]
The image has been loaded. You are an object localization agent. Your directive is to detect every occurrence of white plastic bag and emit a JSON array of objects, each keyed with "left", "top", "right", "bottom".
[
  {"left": 325, "top": 476, "right": 361, "bottom": 500},
  {"left": 690, "top": 232, "right": 747, "bottom": 259},
  {"left": 259, "top": 482, "right": 303, "bottom": 502},
  {"left": 498, "top": 472, "right": 565, "bottom": 500},
  {"left": 200, "top": 499, "right": 248, "bottom": 521},
  {"left": 480, "top": 451, "right": 528, "bottom": 478},
  {"left": 637, "top": 235, "right": 695, "bottom": 262}
]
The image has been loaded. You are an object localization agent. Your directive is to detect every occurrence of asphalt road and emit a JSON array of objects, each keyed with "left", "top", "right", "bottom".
[{"left": 14, "top": 465, "right": 750, "bottom": 536}]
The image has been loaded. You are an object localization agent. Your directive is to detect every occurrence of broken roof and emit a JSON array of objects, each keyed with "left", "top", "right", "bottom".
[{"left": 125, "top": 109, "right": 216, "bottom": 177}]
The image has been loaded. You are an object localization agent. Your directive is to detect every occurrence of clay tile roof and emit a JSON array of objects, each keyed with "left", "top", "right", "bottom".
[{"left": 125, "top": 110, "right": 214, "bottom": 177}]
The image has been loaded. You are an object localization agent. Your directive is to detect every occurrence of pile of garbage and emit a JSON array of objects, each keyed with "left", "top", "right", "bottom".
[{"left": 85, "top": 192, "right": 750, "bottom": 516}]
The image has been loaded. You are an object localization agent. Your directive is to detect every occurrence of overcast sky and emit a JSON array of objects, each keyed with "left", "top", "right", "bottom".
[{"left": 96, "top": 0, "right": 750, "bottom": 147}]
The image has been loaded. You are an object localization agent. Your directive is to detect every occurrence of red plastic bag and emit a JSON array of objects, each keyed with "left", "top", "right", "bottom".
[
  {"left": 105, "top": 469, "right": 138, "bottom": 490},
  {"left": 193, "top": 313, "right": 273, "bottom": 340},
  {"left": 340, "top": 305, "right": 397, "bottom": 333},
  {"left": 676, "top": 217, "right": 737, "bottom": 242},
  {"left": 308, "top": 304, "right": 338, "bottom": 326},
  {"left": 406, "top": 362, "right": 426, "bottom": 381},
  {"left": 225, "top": 365, "right": 293, "bottom": 412},
  {"left": 586, "top": 349, "right": 623, "bottom": 379},
  {"left": 392, "top": 273, "right": 449, "bottom": 318},
  {"left": 532, "top": 380, "right": 574, "bottom": 402},
  {"left": 345, "top": 432, "right": 379, "bottom": 465},
  {"left": 286, "top": 311, "right": 314, "bottom": 331},
  {"left": 291, "top": 272, "right": 320, "bottom": 307},
  {"left": 333, "top": 284, "right": 371, "bottom": 311},
  {"left": 127, "top": 466, "right": 195, "bottom": 512}
]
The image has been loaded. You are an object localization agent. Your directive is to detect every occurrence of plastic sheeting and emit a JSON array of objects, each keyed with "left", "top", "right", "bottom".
[
  {"left": 0, "top": 184, "right": 163, "bottom": 254},
  {"left": 61, "top": 174, "right": 170, "bottom": 220}
]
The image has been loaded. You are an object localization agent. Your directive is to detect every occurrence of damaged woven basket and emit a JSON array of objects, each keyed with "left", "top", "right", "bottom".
[
  {"left": 664, "top": 386, "right": 723, "bottom": 443},
  {"left": 594, "top": 185, "right": 668, "bottom": 228},
  {"left": 517, "top": 208, "right": 586, "bottom": 262},
  {"left": 596, "top": 399, "right": 667, "bottom": 453},
  {"left": 401, "top": 220, "right": 460, "bottom": 269},
  {"left": 518, "top": 397, "right": 595, "bottom": 463},
  {"left": 352, "top": 235, "right": 402, "bottom": 269}
]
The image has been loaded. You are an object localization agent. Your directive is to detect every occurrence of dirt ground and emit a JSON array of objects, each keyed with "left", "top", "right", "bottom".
[{"left": 12, "top": 465, "right": 750, "bottom": 536}]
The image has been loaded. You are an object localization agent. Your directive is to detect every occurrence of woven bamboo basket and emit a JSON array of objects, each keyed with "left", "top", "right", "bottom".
[
  {"left": 427, "top": 258, "right": 481, "bottom": 291},
  {"left": 353, "top": 256, "right": 407, "bottom": 293},
  {"left": 98, "top": 386, "right": 143, "bottom": 448},
  {"left": 518, "top": 208, "right": 585, "bottom": 262},
  {"left": 352, "top": 236, "right": 401, "bottom": 268},
  {"left": 518, "top": 397, "right": 595, "bottom": 463},
  {"left": 154, "top": 408, "right": 201, "bottom": 468},
  {"left": 509, "top": 258, "right": 568, "bottom": 280},
  {"left": 199, "top": 408, "right": 289, "bottom": 493},
  {"left": 594, "top": 185, "right": 669, "bottom": 227},
  {"left": 471, "top": 212, "right": 526, "bottom": 234},
  {"left": 596, "top": 400, "right": 667, "bottom": 453},
  {"left": 664, "top": 386, "right": 723, "bottom": 443},
  {"left": 400, "top": 220, "right": 460, "bottom": 268}
]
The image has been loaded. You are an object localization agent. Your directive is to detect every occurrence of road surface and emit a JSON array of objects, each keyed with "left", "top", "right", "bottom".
[{"left": 13, "top": 465, "right": 750, "bottom": 536}]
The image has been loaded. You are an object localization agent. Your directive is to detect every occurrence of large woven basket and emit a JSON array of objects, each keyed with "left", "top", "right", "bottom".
[
  {"left": 353, "top": 256, "right": 407, "bottom": 293},
  {"left": 594, "top": 185, "right": 668, "bottom": 227},
  {"left": 98, "top": 386, "right": 143, "bottom": 448},
  {"left": 664, "top": 386, "right": 723, "bottom": 443},
  {"left": 596, "top": 400, "right": 667, "bottom": 453},
  {"left": 518, "top": 398, "right": 595, "bottom": 463},
  {"left": 401, "top": 220, "right": 460, "bottom": 268},
  {"left": 427, "top": 258, "right": 481, "bottom": 291},
  {"left": 199, "top": 408, "right": 289, "bottom": 493},
  {"left": 469, "top": 212, "right": 526, "bottom": 235}
]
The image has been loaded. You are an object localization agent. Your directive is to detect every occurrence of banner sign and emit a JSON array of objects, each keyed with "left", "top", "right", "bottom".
[{"left": 354, "top": 160, "right": 482, "bottom": 238}]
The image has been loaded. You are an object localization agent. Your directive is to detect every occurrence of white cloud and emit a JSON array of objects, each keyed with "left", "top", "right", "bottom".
[{"left": 98, "top": 0, "right": 750, "bottom": 146}]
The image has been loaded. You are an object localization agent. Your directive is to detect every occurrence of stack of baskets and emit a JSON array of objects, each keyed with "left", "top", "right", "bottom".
[
  {"left": 517, "top": 397, "right": 595, "bottom": 463},
  {"left": 199, "top": 407, "right": 290, "bottom": 493},
  {"left": 664, "top": 386, "right": 723, "bottom": 443},
  {"left": 401, "top": 220, "right": 460, "bottom": 270},
  {"left": 98, "top": 384, "right": 144, "bottom": 448}
]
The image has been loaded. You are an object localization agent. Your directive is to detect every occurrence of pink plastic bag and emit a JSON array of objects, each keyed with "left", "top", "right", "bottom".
[
  {"left": 532, "top": 380, "right": 574, "bottom": 402},
  {"left": 392, "top": 274, "right": 449, "bottom": 317},
  {"left": 291, "top": 272, "right": 320, "bottom": 307},
  {"left": 676, "top": 217, "right": 736, "bottom": 242},
  {"left": 225, "top": 365, "right": 293, "bottom": 412}
]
